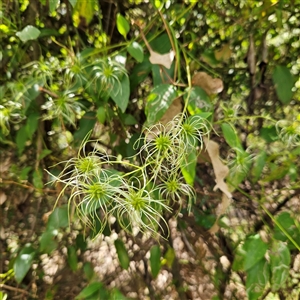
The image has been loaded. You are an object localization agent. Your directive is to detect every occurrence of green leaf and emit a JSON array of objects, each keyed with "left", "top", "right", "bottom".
[
  {"left": 96, "top": 106, "right": 106, "bottom": 124},
  {"left": 68, "top": 0, "right": 77, "bottom": 8},
  {"left": 273, "top": 212, "right": 300, "bottom": 249},
  {"left": 0, "top": 291, "right": 8, "bottom": 300},
  {"left": 145, "top": 84, "right": 177, "bottom": 125},
  {"left": 38, "top": 149, "right": 52, "bottom": 160},
  {"left": 233, "top": 234, "right": 268, "bottom": 271},
  {"left": 76, "top": 234, "right": 87, "bottom": 251},
  {"left": 110, "top": 75, "right": 130, "bottom": 113},
  {"left": 259, "top": 126, "right": 278, "bottom": 142},
  {"left": 16, "top": 25, "right": 40, "bottom": 42},
  {"left": 116, "top": 13, "right": 130, "bottom": 39},
  {"left": 221, "top": 123, "right": 243, "bottom": 150},
  {"left": 19, "top": 166, "right": 32, "bottom": 180},
  {"left": 162, "top": 247, "right": 175, "bottom": 268},
  {"left": 33, "top": 168, "right": 43, "bottom": 189},
  {"left": 110, "top": 289, "right": 129, "bottom": 300},
  {"left": 272, "top": 65, "right": 295, "bottom": 104},
  {"left": 181, "top": 148, "right": 197, "bottom": 185},
  {"left": 73, "top": 111, "right": 97, "bottom": 145},
  {"left": 123, "top": 114, "right": 137, "bottom": 125},
  {"left": 246, "top": 258, "right": 270, "bottom": 300},
  {"left": 150, "top": 245, "right": 161, "bottom": 278},
  {"left": 67, "top": 246, "right": 78, "bottom": 272},
  {"left": 39, "top": 230, "right": 58, "bottom": 254},
  {"left": 47, "top": 206, "right": 69, "bottom": 230},
  {"left": 243, "top": 234, "right": 268, "bottom": 271},
  {"left": 185, "top": 87, "right": 213, "bottom": 116},
  {"left": 13, "top": 244, "right": 36, "bottom": 283},
  {"left": 16, "top": 126, "right": 27, "bottom": 155},
  {"left": 83, "top": 262, "right": 94, "bottom": 281},
  {"left": 75, "top": 282, "right": 103, "bottom": 300},
  {"left": 270, "top": 240, "right": 291, "bottom": 292},
  {"left": 251, "top": 150, "right": 267, "bottom": 183},
  {"left": 49, "top": 0, "right": 59, "bottom": 13},
  {"left": 127, "top": 41, "right": 144, "bottom": 62},
  {"left": 73, "top": 0, "right": 95, "bottom": 26},
  {"left": 114, "top": 239, "right": 129, "bottom": 270},
  {"left": 26, "top": 113, "right": 39, "bottom": 140},
  {"left": 129, "top": 55, "right": 152, "bottom": 90}
]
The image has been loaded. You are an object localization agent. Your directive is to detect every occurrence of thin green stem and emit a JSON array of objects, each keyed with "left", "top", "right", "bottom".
[
  {"left": 260, "top": 204, "right": 300, "bottom": 251},
  {"left": 229, "top": 180, "right": 300, "bottom": 250},
  {"left": 216, "top": 115, "right": 276, "bottom": 124}
]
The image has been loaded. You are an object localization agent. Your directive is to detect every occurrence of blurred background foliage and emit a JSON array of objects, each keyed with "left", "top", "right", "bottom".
[{"left": 0, "top": 0, "right": 300, "bottom": 299}]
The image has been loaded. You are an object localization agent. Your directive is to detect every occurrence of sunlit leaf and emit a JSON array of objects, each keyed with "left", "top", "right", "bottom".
[
  {"left": 49, "top": 0, "right": 59, "bottom": 13},
  {"left": 73, "top": 0, "right": 95, "bottom": 26},
  {"left": 116, "top": 13, "right": 130, "bottom": 39},
  {"left": 221, "top": 123, "right": 243, "bottom": 150},
  {"left": 162, "top": 247, "right": 175, "bottom": 268},
  {"left": 127, "top": 42, "right": 144, "bottom": 62},
  {"left": 75, "top": 282, "right": 104, "bottom": 300},
  {"left": 16, "top": 25, "right": 40, "bottom": 42},
  {"left": 96, "top": 106, "right": 106, "bottom": 124},
  {"left": 181, "top": 148, "right": 197, "bottom": 186}
]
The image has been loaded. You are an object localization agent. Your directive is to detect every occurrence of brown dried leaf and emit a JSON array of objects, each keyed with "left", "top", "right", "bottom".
[
  {"left": 149, "top": 49, "right": 175, "bottom": 69},
  {"left": 192, "top": 72, "right": 224, "bottom": 95},
  {"left": 209, "top": 194, "right": 231, "bottom": 234},
  {"left": 215, "top": 44, "right": 231, "bottom": 62},
  {"left": 204, "top": 138, "right": 232, "bottom": 199},
  {"left": 247, "top": 35, "right": 256, "bottom": 74},
  {"left": 0, "top": 192, "right": 7, "bottom": 205},
  {"left": 159, "top": 97, "right": 182, "bottom": 126},
  {"left": 261, "top": 34, "right": 268, "bottom": 63},
  {"left": 203, "top": 138, "right": 232, "bottom": 234}
]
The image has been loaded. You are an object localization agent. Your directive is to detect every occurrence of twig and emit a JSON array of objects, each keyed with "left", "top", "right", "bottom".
[
  {"left": 39, "top": 87, "right": 59, "bottom": 98},
  {"left": 0, "top": 284, "right": 37, "bottom": 298}
]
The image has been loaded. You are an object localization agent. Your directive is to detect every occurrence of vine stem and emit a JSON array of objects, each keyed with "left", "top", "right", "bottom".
[{"left": 260, "top": 204, "right": 300, "bottom": 251}]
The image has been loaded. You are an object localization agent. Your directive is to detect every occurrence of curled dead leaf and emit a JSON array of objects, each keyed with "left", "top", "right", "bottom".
[
  {"left": 149, "top": 49, "right": 175, "bottom": 69},
  {"left": 203, "top": 138, "right": 232, "bottom": 234},
  {"left": 204, "top": 138, "right": 232, "bottom": 199},
  {"left": 192, "top": 72, "right": 223, "bottom": 95}
]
